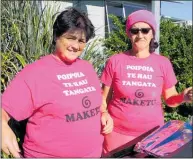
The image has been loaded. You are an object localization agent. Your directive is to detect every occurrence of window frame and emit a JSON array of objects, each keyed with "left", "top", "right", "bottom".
[{"left": 105, "top": 0, "right": 148, "bottom": 33}]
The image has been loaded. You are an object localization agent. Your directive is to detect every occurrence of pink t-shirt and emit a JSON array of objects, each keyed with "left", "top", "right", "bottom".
[
  {"left": 101, "top": 52, "right": 177, "bottom": 136},
  {"left": 2, "top": 55, "right": 104, "bottom": 157}
]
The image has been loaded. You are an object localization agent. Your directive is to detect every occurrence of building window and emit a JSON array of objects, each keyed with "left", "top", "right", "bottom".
[{"left": 105, "top": 1, "right": 147, "bottom": 33}]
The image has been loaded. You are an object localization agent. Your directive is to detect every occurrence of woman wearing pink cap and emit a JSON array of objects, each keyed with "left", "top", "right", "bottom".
[{"left": 100, "top": 10, "right": 192, "bottom": 155}]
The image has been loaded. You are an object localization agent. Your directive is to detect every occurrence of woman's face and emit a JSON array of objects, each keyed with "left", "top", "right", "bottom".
[
  {"left": 128, "top": 22, "right": 154, "bottom": 51},
  {"left": 55, "top": 29, "right": 86, "bottom": 62}
]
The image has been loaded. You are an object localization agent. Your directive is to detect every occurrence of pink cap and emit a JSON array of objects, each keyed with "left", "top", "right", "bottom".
[{"left": 126, "top": 10, "right": 157, "bottom": 36}]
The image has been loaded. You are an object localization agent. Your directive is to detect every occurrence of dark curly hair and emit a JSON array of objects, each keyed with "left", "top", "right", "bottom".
[{"left": 52, "top": 7, "right": 95, "bottom": 45}]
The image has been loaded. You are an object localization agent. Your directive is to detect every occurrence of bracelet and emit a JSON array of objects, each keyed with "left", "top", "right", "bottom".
[
  {"left": 175, "top": 93, "right": 184, "bottom": 104},
  {"left": 166, "top": 93, "right": 184, "bottom": 105}
]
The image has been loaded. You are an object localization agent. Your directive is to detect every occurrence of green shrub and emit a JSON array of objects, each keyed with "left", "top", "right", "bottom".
[
  {"left": 81, "top": 37, "right": 107, "bottom": 76},
  {"left": 1, "top": 0, "right": 59, "bottom": 92},
  {"left": 103, "top": 15, "right": 130, "bottom": 57},
  {"left": 160, "top": 18, "right": 192, "bottom": 122}
]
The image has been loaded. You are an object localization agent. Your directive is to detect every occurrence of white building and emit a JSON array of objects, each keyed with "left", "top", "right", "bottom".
[
  {"left": 39, "top": 0, "right": 161, "bottom": 42},
  {"left": 162, "top": 15, "right": 192, "bottom": 26}
]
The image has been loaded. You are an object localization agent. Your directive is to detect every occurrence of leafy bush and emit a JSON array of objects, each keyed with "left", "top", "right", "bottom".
[
  {"left": 1, "top": 0, "right": 59, "bottom": 92},
  {"left": 103, "top": 15, "right": 192, "bottom": 122},
  {"left": 160, "top": 18, "right": 192, "bottom": 122},
  {"left": 81, "top": 37, "right": 107, "bottom": 76},
  {"left": 103, "top": 15, "right": 131, "bottom": 57}
]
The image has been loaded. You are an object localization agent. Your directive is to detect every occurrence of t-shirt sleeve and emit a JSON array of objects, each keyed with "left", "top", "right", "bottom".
[
  {"left": 2, "top": 71, "right": 35, "bottom": 121},
  {"left": 163, "top": 58, "right": 178, "bottom": 90},
  {"left": 100, "top": 58, "right": 114, "bottom": 86}
]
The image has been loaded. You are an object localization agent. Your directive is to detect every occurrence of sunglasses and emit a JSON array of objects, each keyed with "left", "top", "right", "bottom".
[{"left": 129, "top": 28, "right": 152, "bottom": 35}]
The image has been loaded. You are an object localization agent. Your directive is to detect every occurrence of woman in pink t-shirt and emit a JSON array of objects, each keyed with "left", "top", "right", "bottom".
[
  {"left": 1, "top": 7, "right": 113, "bottom": 158},
  {"left": 101, "top": 10, "right": 192, "bottom": 156}
]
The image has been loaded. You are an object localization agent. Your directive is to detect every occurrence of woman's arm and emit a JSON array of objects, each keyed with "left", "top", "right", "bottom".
[
  {"left": 163, "top": 86, "right": 192, "bottom": 107},
  {"left": 2, "top": 108, "right": 10, "bottom": 123},
  {"left": 100, "top": 84, "right": 114, "bottom": 134},
  {"left": 1, "top": 108, "right": 21, "bottom": 157},
  {"left": 100, "top": 84, "right": 113, "bottom": 113}
]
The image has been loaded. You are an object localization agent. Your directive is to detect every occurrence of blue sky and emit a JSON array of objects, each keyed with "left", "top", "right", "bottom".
[{"left": 161, "top": 1, "right": 192, "bottom": 20}]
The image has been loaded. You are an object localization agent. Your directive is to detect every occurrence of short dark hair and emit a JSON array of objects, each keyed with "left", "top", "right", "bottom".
[{"left": 52, "top": 7, "right": 95, "bottom": 45}]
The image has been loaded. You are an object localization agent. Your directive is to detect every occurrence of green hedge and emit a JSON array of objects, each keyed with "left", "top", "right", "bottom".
[{"left": 1, "top": 0, "right": 59, "bottom": 92}]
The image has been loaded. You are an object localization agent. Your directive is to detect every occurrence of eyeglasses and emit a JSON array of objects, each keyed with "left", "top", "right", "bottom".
[{"left": 129, "top": 28, "right": 152, "bottom": 35}]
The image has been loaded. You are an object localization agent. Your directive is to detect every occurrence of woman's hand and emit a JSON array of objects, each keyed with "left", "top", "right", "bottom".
[
  {"left": 183, "top": 87, "right": 193, "bottom": 103},
  {"left": 101, "top": 112, "right": 114, "bottom": 134},
  {"left": 2, "top": 121, "right": 21, "bottom": 158},
  {"left": 164, "top": 86, "right": 192, "bottom": 107}
]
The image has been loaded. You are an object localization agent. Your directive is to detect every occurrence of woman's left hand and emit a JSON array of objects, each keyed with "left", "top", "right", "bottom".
[
  {"left": 101, "top": 112, "right": 114, "bottom": 134},
  {"left": 183, "top": 87, "right": 193, "bottom": 103}
]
